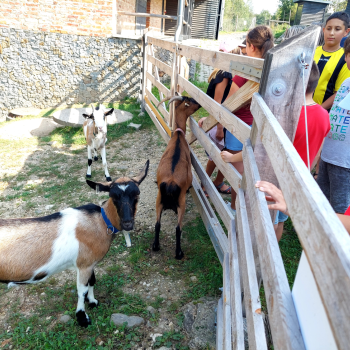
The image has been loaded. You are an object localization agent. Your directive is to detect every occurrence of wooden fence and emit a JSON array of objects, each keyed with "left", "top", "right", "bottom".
[{"left": 140, "top": 27, "right": 350, "bottom": 350}]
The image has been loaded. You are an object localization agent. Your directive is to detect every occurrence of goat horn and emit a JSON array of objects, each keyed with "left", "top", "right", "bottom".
[
  {"left": 90, "top": 104, "right": 95, "bottom": 113},
  {"left": 167, "top": 96, "right": 184, "bottom": 107},
  {"left": 157, "top": 96, "right": 171, "bottom": 108}
]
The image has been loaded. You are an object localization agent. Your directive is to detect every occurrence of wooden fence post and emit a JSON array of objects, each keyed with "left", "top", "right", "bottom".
[
  {"left": 251, "top": 25, "right": 321, "bottom": 202},
  {"left": 141, "top": 29, "right": 150, "bottom": 112}
]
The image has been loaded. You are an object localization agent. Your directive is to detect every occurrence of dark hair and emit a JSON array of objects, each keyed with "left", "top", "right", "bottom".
[
  {"left": 326, "top": 11, "right": 350, "bottom": 29},
  {"left": 306, "top": 61, "right": 320, "bottom": 95},
  {"left": 344, "top": 36, "right": 350, "bottom": 55},
  {"left": 246, "top": 25, "right": 274, "bottom": 59}
]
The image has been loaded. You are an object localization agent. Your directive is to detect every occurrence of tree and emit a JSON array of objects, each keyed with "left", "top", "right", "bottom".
[
  {"left": 331, "top": 0, "right": 347, "bottom": 11},
  {"left": 256, "top": 10, "right": 272, "bottom": 25},
  {"left": 223, "top": 0, "right": 255, "bottom": 31}
]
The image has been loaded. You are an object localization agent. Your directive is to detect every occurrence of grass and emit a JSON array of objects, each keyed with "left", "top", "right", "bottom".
[
  {"left": 151, "top": 79, "right": 210, "bottom": 122},
  {"left": 259, "top": 218, "right": 302, "bottom": 314}
]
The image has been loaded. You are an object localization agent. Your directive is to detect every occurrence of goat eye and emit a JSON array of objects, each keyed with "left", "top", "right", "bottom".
[{"left": 185, "top": 103, "right": 189, "bottom": 107}]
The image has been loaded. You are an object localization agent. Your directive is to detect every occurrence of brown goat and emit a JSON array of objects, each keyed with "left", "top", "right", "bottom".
[{"left": 153, "top": 96, "right": 201, "bottom": 259}]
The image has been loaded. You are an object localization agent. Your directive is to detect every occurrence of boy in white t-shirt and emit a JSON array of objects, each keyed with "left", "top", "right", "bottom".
[{"left": 317, "top": 37, "right": 350, "bottom": 213}]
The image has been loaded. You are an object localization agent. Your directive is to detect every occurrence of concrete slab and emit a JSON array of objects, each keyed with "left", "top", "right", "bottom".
[
  {"left": 9, "top": 107, "right": 42, "bottom": 117},
  {"left": 52, "top": 108, "right": 133, "bottom": 127}
]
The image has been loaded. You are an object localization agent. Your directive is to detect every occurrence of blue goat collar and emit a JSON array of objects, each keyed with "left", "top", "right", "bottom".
[{"left": 101, "top": 207, "right": 119, "bottom": 234}]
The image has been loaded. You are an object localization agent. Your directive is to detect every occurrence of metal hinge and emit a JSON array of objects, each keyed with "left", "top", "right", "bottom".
[{"left": 230, "top": 61, "right": 262, "bottom": 79}]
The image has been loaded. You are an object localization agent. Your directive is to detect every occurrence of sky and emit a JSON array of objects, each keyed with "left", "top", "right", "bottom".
[{"left": 251, "top": 0, "right": 279, "bottom": 15}]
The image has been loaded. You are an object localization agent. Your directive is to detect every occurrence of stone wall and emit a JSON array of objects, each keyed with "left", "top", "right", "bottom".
[{"left": 0, "top": 28, "right": 142, "bottom": 121}]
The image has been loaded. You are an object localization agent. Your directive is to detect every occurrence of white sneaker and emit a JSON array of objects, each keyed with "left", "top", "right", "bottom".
[{"left": 226, "top": 202, "right": 236, "bottom": 217}]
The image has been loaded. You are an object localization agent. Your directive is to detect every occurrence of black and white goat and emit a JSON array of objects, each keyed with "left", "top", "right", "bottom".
[
  {"left": 0, "top": 160, "right": 149, "bottom": 327},
  {"left": 83, "top": 104, "right": 114, "bottom": 181}
]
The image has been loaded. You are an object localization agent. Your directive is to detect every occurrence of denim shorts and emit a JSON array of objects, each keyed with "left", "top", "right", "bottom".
[
  {"left": 317, "top": 159, "right": 350, "bottom": 214},
  {"left": 225, "top": 125, "right": 252, "bottom": 151},
  {"left": 274, "top": 210, "right": 289, "bottom": 225}
]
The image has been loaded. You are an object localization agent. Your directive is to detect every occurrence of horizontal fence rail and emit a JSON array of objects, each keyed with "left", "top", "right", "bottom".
[{"left": 141, "top": 31, "right": 350, "bottom": 350}]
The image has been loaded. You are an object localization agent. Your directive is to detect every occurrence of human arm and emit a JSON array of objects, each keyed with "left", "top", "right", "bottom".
[
  {"left": 321, "top": 93, "right": 336, "bottom": 110},
  {"left": 226, "top": 81, "right": 240, "bottom": 99},
  {"left": 221, "top": 151, "right": 243, "bottom": 163},
  {"left": 255, "top": 180, "right": 350, "bottom": 235},
  {"left": 311, "top": 139, "right": 324, "bottom": 172}
]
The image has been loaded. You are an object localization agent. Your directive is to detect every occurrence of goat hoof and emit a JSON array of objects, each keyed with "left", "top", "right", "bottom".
[
  {"left": 76, "top": 310, "right": 91, "bottom": 328},
  {"left": 152, "top": 243, "right": 160, "bottom": 251},
  {"left": 175, "top": 251, "right": 184, "bottom": 260},
  {"left": 106, "top": 176, "right": 112, "bottom": 181},
  {"left": 86, "top": 174, "right": 91, "bottom": 178},
  {"left": 88, "top": 300, "right": 99, "bottom": 309},
  {"left": 94, "top": 156, "right": 98, "bottom": 161}
]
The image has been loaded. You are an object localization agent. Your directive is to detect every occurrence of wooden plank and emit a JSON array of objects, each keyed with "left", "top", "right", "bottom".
[
  {"left": 149, "top": 44, "right": 167, "bottom": 116},
  {"left": 177, "top": 43, "right": 264, "bottom": 71},
  {"left": 146, "top": 71, "right": 171, "bottom": 98},
  {"left": 144, "top": 104, "right": 170, "bottom": 144},
  {"left": 223, "top": 80, "right": 259, "bottom": 113},
  {"left": 223, "top": 253, "right": 232, "bottom": 350},
  {"left": 147, "top": 55, "right": 173, "bottom": 76},
  {"left": 188, "top": 117, "right": 241, "bottom": 192},
  {"left": 187, "top": 80, "right": 259, "bottom": 145},
  {"left": 236, "top": 188, "right": 267, "bottom": 350},
  {"left": 145, "top": 96, "right": 171, "bottom": 137},
  {"left": 146, "top": 87, "right": 170, "bottom": 123},
  {"left": 217, "top": 297, "right": 224, "bottom": 350},
  {"left": 229, "top": 220, "right": 245, "bottom": 350},
  {"left": 147, "top": 36, "right": 176, "bottom": 52},
  {"left": 242, "top": 137, "right": 306, "bottom": 350},
  {"left": 179, "top": 76, "right": 251, "bottom": 143},
  {"left": 252, "top": 25, "right": 321, "bottom": 193},
  {"left": 117, "top": 11, "right": 178, "bottom": 20},
  {"left": 251, "top": 93, "right": 350, "bottom": 350},
  {"left": 190, "top": 173, "right": 229, "bottom": 265},
  {"left": 190, "top": 146, "right": 235, "bottom": 231},
  {"left": 187, "top": 115, "right": 217, "bottom": 145},
  {"left": 141, "top": 31, "right": 149, "bottom": 112}
]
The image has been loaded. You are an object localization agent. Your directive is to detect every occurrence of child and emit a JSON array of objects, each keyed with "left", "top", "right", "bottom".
[
  {"left": 317, "top": 36, "right": 350, "bottom": 214},
  {"left": 222, "top": 26, "right": 274, "bottom": 215},
  {"left": 198, "top": 42, "right": 234, "bottom": 195},
  {"left": 314, "top": 11, "right": 350, "bottom": 110},
  {"left": 222, "top": 61, "right": 331, "bottom": 240}
]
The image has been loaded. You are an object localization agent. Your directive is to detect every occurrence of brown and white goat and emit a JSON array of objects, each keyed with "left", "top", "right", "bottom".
[
  {"left": 153, "top": 96, "right": 201, "bottom": 259},
  {"left": 0, "top": 160, "right": 149, "bottom": 327},
  {"left": 83, "top": 104, "right": 114, "bottom": 181}
]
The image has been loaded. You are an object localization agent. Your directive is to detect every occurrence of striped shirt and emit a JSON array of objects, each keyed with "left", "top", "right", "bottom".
[{"left": 314, "top": 46, "right": 350, "bottom": 105}]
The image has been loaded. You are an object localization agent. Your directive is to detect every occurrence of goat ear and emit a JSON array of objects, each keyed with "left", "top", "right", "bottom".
[
  {"left": 86, "top": 180, "right": 111, "bottom": 192},
  {"left": 104, "top": 108, "right": 114, "bottom": 116},
  {"left": 132, "top": 160, "right": 149, "bottom": 185},
  {"left": 82, "top": 113, "right": 93, "bottom": 119}
]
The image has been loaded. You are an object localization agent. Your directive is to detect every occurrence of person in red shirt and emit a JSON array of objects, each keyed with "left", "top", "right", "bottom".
[{"left": 221, "top": 61, "right": 331, "bottom": 241}]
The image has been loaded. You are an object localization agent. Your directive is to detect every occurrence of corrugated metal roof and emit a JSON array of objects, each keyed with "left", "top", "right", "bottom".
[{"left": 191, "top": 0, "right": 220, "bottom": 39}]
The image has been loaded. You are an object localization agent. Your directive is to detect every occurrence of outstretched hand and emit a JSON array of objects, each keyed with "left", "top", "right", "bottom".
[
  {"left": 255, "top": 181, "right": 288, "bottom": 215},
  {"left": 198, "top": 117, "right": 207, "bottom": 128}
]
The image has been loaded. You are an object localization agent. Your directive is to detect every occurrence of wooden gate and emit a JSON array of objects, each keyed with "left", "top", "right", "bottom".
[{"left": 141, "top": 27, "right": 350, "bottom": 350}]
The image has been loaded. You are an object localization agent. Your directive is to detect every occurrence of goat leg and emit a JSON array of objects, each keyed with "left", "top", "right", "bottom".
[
  {"left": 86, "top": 145, "right": 92, "bottom": 178},
  {"left": 153, "top": 198, "right": 163, "bottom": 251},
  {"left": 76, "top": 268, "right": 93, "bottom": 328},
  {"left": 175, "top": 198, "right": 185, "bottom": 260},
  {"left": 101, "top": 147, "right": 111, "bottom": 182},
  {"left": 86, "top": 270, "right": 99, "bottom": 309}
]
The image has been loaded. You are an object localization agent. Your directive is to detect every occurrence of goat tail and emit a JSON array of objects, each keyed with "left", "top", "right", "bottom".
[{"left": 159, "top": 181, "right": 181, "bottom": 200}]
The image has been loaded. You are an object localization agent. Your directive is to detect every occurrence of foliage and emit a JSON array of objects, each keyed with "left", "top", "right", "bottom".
[
  {"left": 223, "top": 0, "right": 255, "bottom": 31},
  {"left": 275, "top": 0, "right": 298, "bottom": 24},
  {"left": 330, "top": 0, "right": 347, "bottom": 12},
  {"left": 256, "top": 10, "right": 272, "bottom": 25},
  {"left": 271, "top": 23, "right": 290, "bottom": 38}
]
